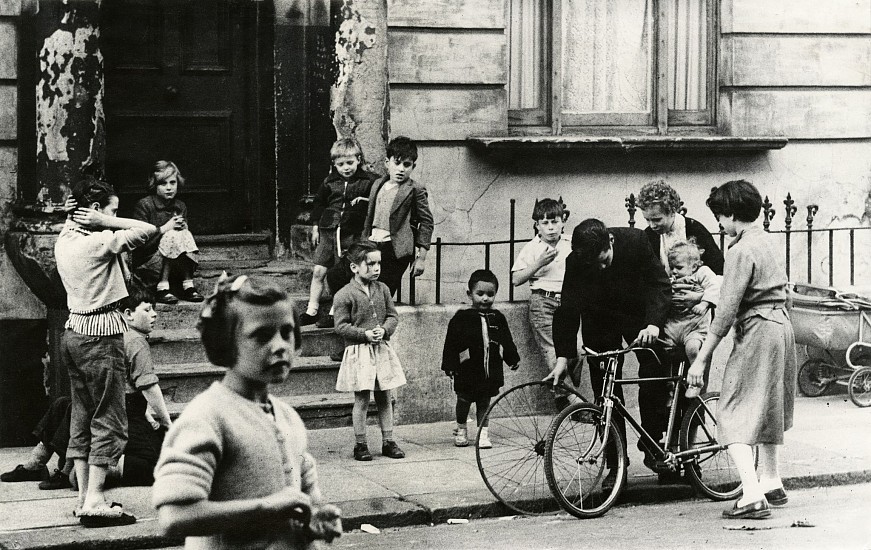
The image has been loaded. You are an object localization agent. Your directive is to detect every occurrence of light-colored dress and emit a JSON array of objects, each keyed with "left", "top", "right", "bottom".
[
  {"left": 709, "top": 226, "right": 797, "bottom": 446},
  {"left": 158, "top": 228, "right": 199, "bottom": 260},
  {"left": 333, "top": 279, "right": 406, "bottom": 392}
]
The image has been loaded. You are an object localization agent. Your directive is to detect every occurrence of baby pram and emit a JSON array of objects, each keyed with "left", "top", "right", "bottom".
[{"left": 789, "top": 283, "right": 871, "bottom": 407}]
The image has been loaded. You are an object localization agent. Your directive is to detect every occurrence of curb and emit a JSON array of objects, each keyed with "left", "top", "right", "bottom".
[{"left": 4, "top": 469, "right": 870, "bottom": 550}]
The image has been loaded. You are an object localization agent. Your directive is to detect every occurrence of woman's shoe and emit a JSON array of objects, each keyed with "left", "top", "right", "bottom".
[
  {"left": 722, "top": 499, "right": 771, "bottom": 519},
  {"left": 156, "top": 289, "right": 179, "bottom": 304},
  {"left": 764, "top": 487, "right": 788, "bottom": 506}
]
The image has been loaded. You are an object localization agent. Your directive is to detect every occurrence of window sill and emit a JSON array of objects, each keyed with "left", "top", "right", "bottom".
[{"left": 466, "top": 135, "right": 788, "bottom": 152}]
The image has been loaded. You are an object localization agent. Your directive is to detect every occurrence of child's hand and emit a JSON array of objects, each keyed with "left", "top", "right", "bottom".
[
  {"left": 509, "top": 363, "right": 520, "bottom": 371},
  {"left": 261, "top": 487, "right": 312, "bottom": 524},
  {"left": 62, "top": 197, "right": 78, "bottom": 213},
  {"left": 691, "top": 302, "right": 711, "bottom": 316},
  {"left": 350, "top": 197, "right": 367, "bottom": 206},
  {"left": 364, "top": 329, "right": 382, "bottom": 343},
  {"left": 308, "top": 504, "right": 342, "bottom": 543},
  {"left": 536, "top": 246, "right": 558, "bottom": 267},
  {"left": 71, "top": 207, "right": 105, "bottom": 229},
  {"left": 175, "top": 215, "right": 187, "bottom": 230},
  {"left": 310, "top": 226, "right": 320, "bottom": 247}
]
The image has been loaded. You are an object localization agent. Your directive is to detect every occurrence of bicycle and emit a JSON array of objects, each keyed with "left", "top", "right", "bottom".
[
  {"left": 475, "top": 379, "right": 588, "bottom": 516},
  {"left": 544, "top": 344, "right": 741, "bottom": 518}
]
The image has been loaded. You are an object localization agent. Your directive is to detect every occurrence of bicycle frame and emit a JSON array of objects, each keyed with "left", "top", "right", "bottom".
[{"left": 588, "top": 346, "right": 726, "bottom": 469}]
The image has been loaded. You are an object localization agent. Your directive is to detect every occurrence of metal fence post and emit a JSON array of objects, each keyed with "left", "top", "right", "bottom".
[
  {"left": 806, "top": 204, "right": 818, "bottom": 284},
  {"left": 784, "top": 194, "right": 797, "bottom": 280},
  {"left": 625, "top": 193, "right": 637, "bottom": 227},
  {"left": 435, "top": 237, "right": 442, "bottom": 305},
  {"left": 509, "top": 199, "right": 516, "bottom": 302}
]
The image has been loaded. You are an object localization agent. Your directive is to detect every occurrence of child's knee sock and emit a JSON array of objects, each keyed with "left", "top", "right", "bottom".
[
  {"left": 374, "top": 391, "right": 395, "bottom": 441},
  {"left": 156, "top": 281, "right": 170, "bottom": 291},
  {"left": 25, "top": 441, "right": 50, "bottom": 470}
]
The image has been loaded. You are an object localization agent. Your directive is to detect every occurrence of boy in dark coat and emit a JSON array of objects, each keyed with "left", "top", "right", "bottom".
[{"left": 442, "top": 270, "right": 520, "bottom": 448}]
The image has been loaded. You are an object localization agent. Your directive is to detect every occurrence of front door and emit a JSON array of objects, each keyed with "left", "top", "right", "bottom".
[{"left": 102, "top": 0, "right": 261, "bottom": 234}]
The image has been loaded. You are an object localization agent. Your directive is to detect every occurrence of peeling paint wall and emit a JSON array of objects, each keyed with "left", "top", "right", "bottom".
[
  {"left": 35, "top": 0, "right": 104, "bottom": 202},
  {"left": 331, "top": 0, "right": 387, "bottom": 169}
]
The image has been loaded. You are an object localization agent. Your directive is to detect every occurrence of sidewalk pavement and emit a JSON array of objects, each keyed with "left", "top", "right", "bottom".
[{"left": 0, "top": 395, "right": 869, "bottom": 549}]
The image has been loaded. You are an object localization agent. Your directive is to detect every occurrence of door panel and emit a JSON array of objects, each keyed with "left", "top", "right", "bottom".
[{"left": 102, "top": 0, "right": 257, "bottom": 234}]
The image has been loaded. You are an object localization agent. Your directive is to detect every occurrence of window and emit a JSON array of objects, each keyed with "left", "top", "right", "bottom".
[{"left": 508, "top": 0, "right": 717, "bottom": 134}]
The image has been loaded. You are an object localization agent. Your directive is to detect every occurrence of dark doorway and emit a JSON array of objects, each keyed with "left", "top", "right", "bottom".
[{"left": 101, "top": 0, "right": 264, "bottom": 234}]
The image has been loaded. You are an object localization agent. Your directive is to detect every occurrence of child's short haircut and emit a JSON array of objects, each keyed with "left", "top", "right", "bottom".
[
  {"left": 345, "top": 240, "right": 379, "bottom": 265},
  {"left": 468, "top": 269, "right": 499, "bottom": 292},
  {"left": 667, "top": 240, "right": 702, "bottom": 268},
  {"left": 330, "top": 137, "right": 363, "bottom": 161},
  {"left": 532, "top": 198, "right": 569, "bottom": 222},
  {"left": 706, "top": 179, "right": 762, "bottom": 223},
  {"left": 571, "top": 218, "right": 611, "bottom": 265},
  {"left": 147, "top": 160, "right": 185, "bottom": 193},
  {"left": 386, "top": 136, "right": 418, "bottom": 163},
  {"left": 72, "top": 176, "right": 117, "bottom": 209},
  {"left": 119, "top": 279, "right": 155, "bottom": 312},
  {"left": 198, "top": 274, "right": 301, "bottom": 367}
]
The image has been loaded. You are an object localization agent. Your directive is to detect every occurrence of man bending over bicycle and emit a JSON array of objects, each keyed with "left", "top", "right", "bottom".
[{"left": 545, "top": 218, "right": 672, "bottom": 489}]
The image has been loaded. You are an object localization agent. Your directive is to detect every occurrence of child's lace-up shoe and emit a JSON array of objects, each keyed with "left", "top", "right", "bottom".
[
  {"left": 454, "top": 427, "right": 469, "bottom": 447},
  {"left": 382, "top": 440, "right": 405, "bottom": 459},
  {"left": 39, "top": 469, "right": 72, "bottom": 490},
  {"left": 353, "top": 443, "right": 373, "bottom": 461}
]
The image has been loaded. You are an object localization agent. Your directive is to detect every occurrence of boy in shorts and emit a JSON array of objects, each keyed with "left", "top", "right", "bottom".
[{"left": 301, "top": 138, "right": 378, "bottom": 327}]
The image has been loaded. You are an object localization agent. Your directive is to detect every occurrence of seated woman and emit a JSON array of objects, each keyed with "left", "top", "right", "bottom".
[{"left": 637, "top": 180, "right": 725, "bottom": 311}]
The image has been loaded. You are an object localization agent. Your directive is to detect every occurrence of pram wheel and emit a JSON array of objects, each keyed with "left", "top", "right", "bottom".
[
  {"left": 798, "top": 359, "right": 834, "bottom": 397},
  {"left": 847, "top": 366, "right": 871, "bottom": 407}
]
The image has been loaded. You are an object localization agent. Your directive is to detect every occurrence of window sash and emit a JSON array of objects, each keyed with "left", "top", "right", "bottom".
[{"left": 507, "top": 0, "right": 716, "bottom": 132}]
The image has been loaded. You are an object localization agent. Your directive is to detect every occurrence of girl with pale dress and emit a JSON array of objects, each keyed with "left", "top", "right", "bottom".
[{"left": 333, "top": 241, "right": 407, "bottom": 462}]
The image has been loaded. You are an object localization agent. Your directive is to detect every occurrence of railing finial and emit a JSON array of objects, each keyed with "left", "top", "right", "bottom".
[
  {"left": 784, "top": 193, "right": 798, "bottom": 230},
  {"left": 806, "top": 204, "right": 819, "bottom": 229},
  {"left": 625, "top": 193, "right": 637, "bottom": 227},
  {"left": 762, "top": 195, "right": 774, "bottom": 231}
]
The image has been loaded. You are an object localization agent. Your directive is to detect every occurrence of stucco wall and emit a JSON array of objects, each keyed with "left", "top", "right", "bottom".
[
  {"left": 404, "top": 141, "right": 871, "bottom": 305},
  {"left": 389, "top": 302, "right": 736, "bottom": 425}
]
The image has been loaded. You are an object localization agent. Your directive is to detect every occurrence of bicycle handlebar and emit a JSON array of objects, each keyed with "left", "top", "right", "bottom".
[{"left": 580, "top": 341, "right": 670, "bottom": 367}]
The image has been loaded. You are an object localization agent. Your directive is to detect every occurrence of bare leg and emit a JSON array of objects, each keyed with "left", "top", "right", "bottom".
[
  {"left": 728, "top": 443, "right": 764, "bottom": 505},
  {"left": 306, "top": 266, "right": 329, "bottom": 315},
  {"left": 373, "top": 390, "right": 394, "bottom": 441},
  {"left": 352, "top": 390, "right": 370, "bottom": 444},
  {"left": 157, "top": 258, "right": 171, "bottom": 290},
  {"left": 73, "top": 458, "right": 89, "bottom": 510}
]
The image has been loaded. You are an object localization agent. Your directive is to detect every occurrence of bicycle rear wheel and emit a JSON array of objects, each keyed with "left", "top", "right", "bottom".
[
  {"left": 476, "top": 381, "right": 586, "bottom": 515},
  {"left": 679, "top": 392, "right": 742, "bottom": 501},
  {"left": 848, "top": 366, "right": 871, "bottom": 407},
  {"left": 544, "top": 403, "right": 626, "bottom": 519}
]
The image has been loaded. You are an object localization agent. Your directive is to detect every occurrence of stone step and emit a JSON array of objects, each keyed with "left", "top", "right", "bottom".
[
  {"left": 167, "top": 392, "right": 376, "bottom": 430},
  {"left": 195, "top": 232, "right": 272, "bottom": 262},
  {"left": 154, "top": 295, "right": 316, "bottom": 331},
  {"left": 156, "top": 357, "right": 341, "bottom": 405},
  {"left": 149, "top": 326, "right": 343, "bottom": 364}
]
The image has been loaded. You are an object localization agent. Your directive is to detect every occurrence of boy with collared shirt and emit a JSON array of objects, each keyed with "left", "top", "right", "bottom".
[{"left": 361, "top": 136, "right": 434, "bottom": 297}]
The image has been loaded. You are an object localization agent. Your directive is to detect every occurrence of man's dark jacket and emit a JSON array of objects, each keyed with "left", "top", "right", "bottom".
[{"left": 553, "top": 227, "right": 672, "bottom": 359}]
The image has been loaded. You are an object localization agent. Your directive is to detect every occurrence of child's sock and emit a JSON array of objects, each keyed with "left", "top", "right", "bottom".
[
  {"left": 381, "top": 430, "right": 394, "bottom": 443},
  {"left": 25, "top": 442, "right": 50, "bottom": 470},
  {"left": 305, "top": 301, "right": 319, "bottom": 317},
  {"left": 355, "top": 433, "right": 368, "bottom": 445},
  {"left": 156, "top": 281, "right": 170, "bottom": 291},
  {"left": 182, "top": 279, "right": 194, "bottom": 290}
]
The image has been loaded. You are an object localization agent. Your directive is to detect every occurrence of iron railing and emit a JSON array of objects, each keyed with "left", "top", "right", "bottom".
[{"left": 394, "top": 196, "right": 871, "bottom": 306}]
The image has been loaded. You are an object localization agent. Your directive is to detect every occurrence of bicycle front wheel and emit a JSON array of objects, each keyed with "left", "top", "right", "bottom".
[
  {"left": 679, "top": 392, "right": 742, "bottom": 501},
  {"left": 544, "top": 403, "right": 626, "bottom": 519},
  {"left": 476, "top": 381, "right": 585, "bottom": 515}
]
